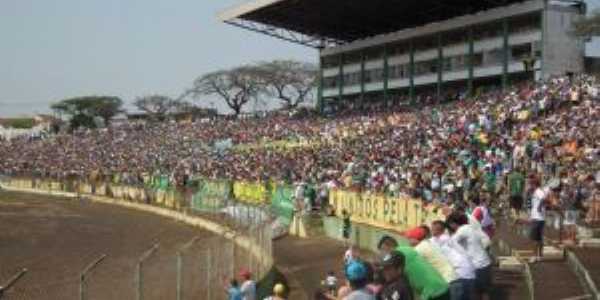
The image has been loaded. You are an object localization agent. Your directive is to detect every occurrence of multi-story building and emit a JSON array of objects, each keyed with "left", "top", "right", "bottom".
[{"left": 220, "top": 0, "right": 588, "bottom": 111}]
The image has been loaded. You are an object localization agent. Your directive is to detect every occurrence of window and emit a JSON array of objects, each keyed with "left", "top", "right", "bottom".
[
  {"left": 323, "top": 76, "right": 338, "bottom": 89},
  {"left": 511, "top": 44, "right": 532, "bottom": 61},
  {"left": 389, "top": 64, "right": 407, "bottom": 79}
]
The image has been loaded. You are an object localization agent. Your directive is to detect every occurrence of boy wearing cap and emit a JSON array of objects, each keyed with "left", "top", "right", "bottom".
[
  {"left": 379, "top": 251, "right": 413, "bottom": 300},
  {"left": 344, "top": 260, "right": 376, "bottom": 300}
]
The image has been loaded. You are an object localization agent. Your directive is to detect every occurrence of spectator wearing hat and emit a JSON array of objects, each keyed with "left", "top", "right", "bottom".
[
  {"left": 405, "top": 226, "right": 457, "bottom": 286},
  {"left": 239, "top": 269, "right": 256, "bottom": 300},
  {"left": 343, "top": 260, "right": 375, "bottom": 300},
  {"left": 377, "top": 236, "right": 449, "bottom": 300},
  {"left": 379, "top": 251, "right": 413, "bottom": 300}
]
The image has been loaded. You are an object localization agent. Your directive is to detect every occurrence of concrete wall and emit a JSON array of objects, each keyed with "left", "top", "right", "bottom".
[
  {"left": 543, "top": 4, "right": 585, "bottom": 78},
  {"left": 322, "top": 217, "right": 409, "bottom": 253}
]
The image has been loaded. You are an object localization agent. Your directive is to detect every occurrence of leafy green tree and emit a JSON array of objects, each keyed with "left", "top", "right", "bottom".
[{"left": 51, "top": 96, "right": 123, "bottom": 128}]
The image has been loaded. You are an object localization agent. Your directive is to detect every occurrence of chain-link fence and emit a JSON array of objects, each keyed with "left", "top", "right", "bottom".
[{"left": 0, "top": 177, "right": 274, "bottom": 300}]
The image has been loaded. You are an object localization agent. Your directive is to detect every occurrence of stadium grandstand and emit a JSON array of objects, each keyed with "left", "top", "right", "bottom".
[{"left": 219, "top": 0, "right": 589, "bottom": 111}]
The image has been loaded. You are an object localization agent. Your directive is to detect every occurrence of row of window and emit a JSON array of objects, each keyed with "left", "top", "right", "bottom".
[
  {"left": 323, "top": 43, "right": 539, "bottom": 87},
  {"left": 322, "top": 13, "right": 541, "bottom": 68}
]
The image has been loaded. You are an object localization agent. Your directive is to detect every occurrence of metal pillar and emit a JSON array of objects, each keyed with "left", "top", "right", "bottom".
[
  {"left": 338, "top": 54, "right": 344, "bottom": 102},
  {"left": 383, "top": 44, "right": 389, "bottom": 107},
  {"left": 540, "top": 3, "right": 546, "bottom": 81},
  {"left": 502, "top": 18, "right": 509, "bottom": 91},
  {"left": 409, "top": 40, "right": 415, "bottom": 105},
  {"left": 437, "top": 34, "right": 443, "bottom": 100},
  {"left": 360, "top": 50, "right": 366, "bottom": 107},
  {"left": 467, "top": 27, "right": 474, "bottom": 96},
  {"left": 317, "top": 56, "right": 324, "bottom": 114}
]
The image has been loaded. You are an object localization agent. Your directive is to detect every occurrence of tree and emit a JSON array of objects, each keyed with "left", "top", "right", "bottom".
[
  {"left": 51, "top": 96, "right": 123, "bottom": 128},
  {"left": 133, "top": 95, "right": 176, "bottom": 121},
  {"left": 571, "top": 9, "right": 600, "bottom": 37},
  {"left": 257, "top": 60, "right": 317, "bottom": 109},
  {"left": 188, "top": 66, "right": 263, "bottom": 116}
]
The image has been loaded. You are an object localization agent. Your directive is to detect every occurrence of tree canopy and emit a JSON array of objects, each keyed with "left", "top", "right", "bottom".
[
  {"left": 257, "top": 60, "right": 317, "bottom": 109},
  {"left": 188, "top": 66, "right": 263, "bottom": 116},
  {"left": 51, "top": 96, "right": 123, "bottom": 128},
  {"left": 133, "top": 95, "right": 176, "bottom": 121}
]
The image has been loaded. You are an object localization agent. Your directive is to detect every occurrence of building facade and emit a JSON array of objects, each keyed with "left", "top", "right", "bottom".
[{"left": 317, "top": 0, "right": 586, "bottom": 110}]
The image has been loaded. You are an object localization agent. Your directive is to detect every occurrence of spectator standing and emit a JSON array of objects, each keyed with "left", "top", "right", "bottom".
[
  {"left": 225, "top": 279, "right": 243, "bottom": 300},
  {"left": 343, "top": 260, "right": 376, "bottom": 300},
  {"left": 378, "top": 251, "right": 413, "bottom": 300},
  {"left": 528, "top": 178, "right": 551, "bottom": 263},
  {"left": 239, "top": 269, "right": 257, "bottom": 300},
  {"left": 430, "top": 221, "right": 476, "bottom": 300},
  {"left": 446, "top": 213, "right": 492, "bottom": 300},
  {"left": 507, "top": 167, "right": 526, "bottom": 222},
  {"left": 377, "top": 236, "right": 449, "bottom": 300}
]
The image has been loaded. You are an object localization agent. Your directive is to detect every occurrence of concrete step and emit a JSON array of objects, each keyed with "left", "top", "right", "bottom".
[
  {"left": 497, "top": 256, "right": 525, "bottom": 272},
  {"left": 579, "top": 238, "right": 600, "bottom": 248},
  {"left": 542, "top": 246, "right": 565, "bottom": 261},
  {"left": 512, "top": 249, "right": 535, "bottom": 259}
]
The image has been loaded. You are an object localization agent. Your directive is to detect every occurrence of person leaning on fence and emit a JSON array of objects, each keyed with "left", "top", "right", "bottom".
[{"left": 342, "top": 209, "right": 352, "bottom": 245}]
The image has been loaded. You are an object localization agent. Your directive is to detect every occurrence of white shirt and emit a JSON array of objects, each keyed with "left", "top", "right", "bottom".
[
  {"left": 450, "top": 225, "right": 491, "bottom": 269},
  {"left": 530, "top": 187, "right": 550, "bottom": 221},
  {"left": 241, "top": 280, "right": 257, "bottom": 300},
  {"left": 430, "top": 234, "right": 476, "bottom": 280}
]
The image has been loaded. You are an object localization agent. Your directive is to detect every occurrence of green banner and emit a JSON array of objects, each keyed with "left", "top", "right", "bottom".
[
  {"left": 270, "top": 185, "right": 295, "bottom": 226},
  {"left": 191, "top": 179, "right": 232, "bottom": 212}
]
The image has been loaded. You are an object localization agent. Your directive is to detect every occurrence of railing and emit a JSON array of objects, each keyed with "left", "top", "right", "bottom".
[{"left": 0, "top": 176, "right": 273, "bottom": 300}]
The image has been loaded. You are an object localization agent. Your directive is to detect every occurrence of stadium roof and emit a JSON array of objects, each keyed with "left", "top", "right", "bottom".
[{"left": 219, "top": 0, "right": 532, "bottom": 48}]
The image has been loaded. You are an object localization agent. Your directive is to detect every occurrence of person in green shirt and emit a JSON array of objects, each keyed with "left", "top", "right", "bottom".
[
  {"left": 378, "top": 236, "right": 449, "bottom": 300},
  {"left": 507, "top": 168, "right": 525, "bottom": 221}
]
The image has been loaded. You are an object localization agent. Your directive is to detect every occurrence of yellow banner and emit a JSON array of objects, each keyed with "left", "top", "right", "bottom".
[
  {"left": 233, "top": 181, "right": 267, "bottom": 205},
  {"left": 330, "top": 190, "right": 447, "bottom": 231}
]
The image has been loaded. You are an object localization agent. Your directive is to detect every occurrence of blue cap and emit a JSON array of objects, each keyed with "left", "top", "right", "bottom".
[{"left": 345, "top": 260, "right": 368, "bottom": 282}]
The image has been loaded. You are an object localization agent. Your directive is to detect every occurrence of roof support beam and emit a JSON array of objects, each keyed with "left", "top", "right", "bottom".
[{"left": 223, "top": 19, "right": 342, "bottom": 49}]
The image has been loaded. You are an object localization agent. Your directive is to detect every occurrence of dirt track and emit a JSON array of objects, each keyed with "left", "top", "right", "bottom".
[{"left": 0, "top": 190, "right": 215, "bottom": 300}]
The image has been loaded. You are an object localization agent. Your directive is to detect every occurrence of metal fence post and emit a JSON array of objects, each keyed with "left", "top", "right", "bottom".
[
  {"left": 136, "top": 243, "right": 159, "bottom": 300},
  {"left": 206, "top": 248, "right": 212, "bottom": 300},
  {"left": 176, "top": 253, "right": 182, "bottom": 300},
  {"left": 80, "top": 254, "right": 106, "bottom": 300},
  {"left": 176, "top": 237, "right": 200, "bottom": 300},
  {"left": 0, "top": 268, "right": 27, "bottom": 299}
]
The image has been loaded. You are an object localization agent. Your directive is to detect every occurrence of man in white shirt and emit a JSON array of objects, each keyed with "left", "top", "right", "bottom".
[
  {"left": 528, "top": 177, "right": 556, "bottom": 263},
  {"left": 431, "top": 221, "right": 476, "bottom": 300},
  {"left": 447, "top": 213, "right": 492, "bottom": 300}
]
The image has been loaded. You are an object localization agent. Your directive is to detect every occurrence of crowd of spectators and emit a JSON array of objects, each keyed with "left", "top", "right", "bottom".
[
  {"left": 1, "top": 74, "right": 600, "bottom": 300},
  {"left": 1, "top": 74, "right": 599, "bottom": 223}
]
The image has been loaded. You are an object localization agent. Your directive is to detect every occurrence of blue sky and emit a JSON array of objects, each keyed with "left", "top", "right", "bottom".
[
  {"left": 0, "top": 0, "right": 314, "bottom": 117},
  {"left": 2, "top": 1, "right": 599, "bottom": 117}
]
